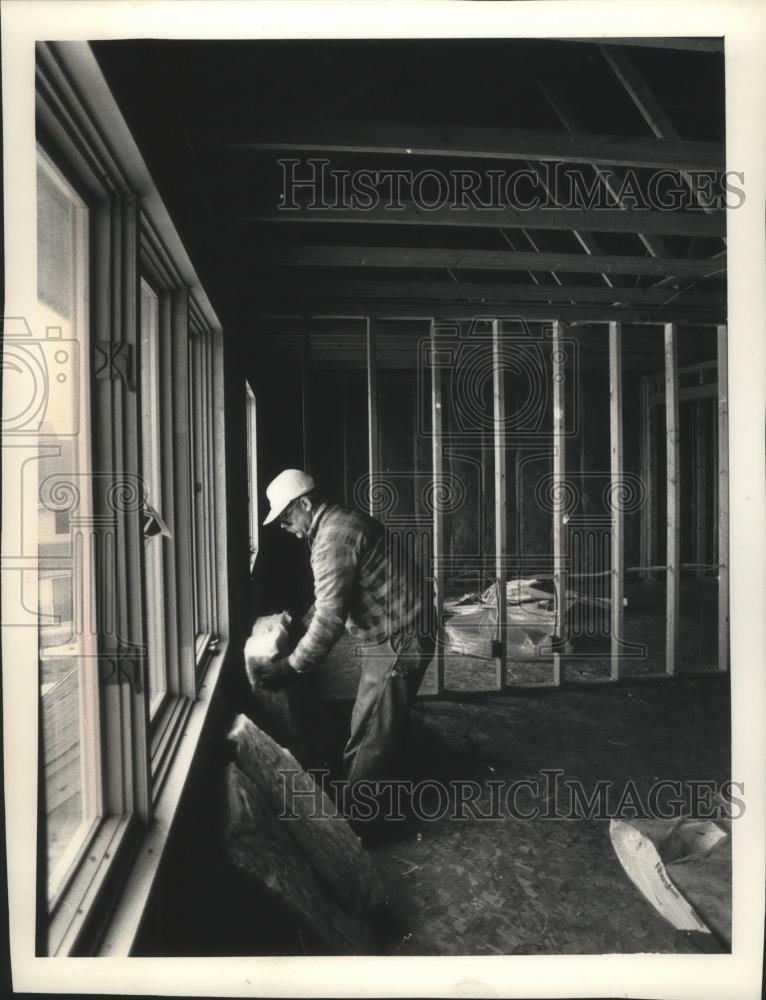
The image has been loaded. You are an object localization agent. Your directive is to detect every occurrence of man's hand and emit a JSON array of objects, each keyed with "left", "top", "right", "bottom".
[{"left": 255, "top": 657, "right": 298, "bottom": 692}]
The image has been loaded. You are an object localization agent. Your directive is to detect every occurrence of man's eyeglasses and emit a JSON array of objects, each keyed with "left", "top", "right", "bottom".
[{"left": 279, "top": 497, "right": 301, "bottom": 525}]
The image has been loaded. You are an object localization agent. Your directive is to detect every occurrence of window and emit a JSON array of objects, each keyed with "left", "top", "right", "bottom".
[
  {"left": 246, "top": 382, "right": 259, "bottom": 573},
  {"left": 188, "top": 314, "right": 218, "bottom": 668},
  {"left": 188, "top": 336, "right": 200, "bottom": 638},
  {"left": 26, "top": 42, "right": 229, "bottom": 957},
  {"left": 36, "top": 149, "right": 102, "bottom": 904},
  {"left": 140, "top": 278, "right": 168, "bottom": 719}
]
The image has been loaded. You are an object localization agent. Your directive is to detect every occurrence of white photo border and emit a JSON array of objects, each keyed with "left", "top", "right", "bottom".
[{"left": 2, "top": 2, "right": 764, "bottom": 998}]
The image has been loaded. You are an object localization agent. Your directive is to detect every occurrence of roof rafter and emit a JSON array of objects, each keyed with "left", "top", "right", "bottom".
[
  {"left": 598, "top": 45, "right": 722, "bottom": 219},
  {"left": 567, "top": 38, "right": 723, "bottom": 54},
  {"left": 536, "top": 79, "right": 672, "bottom": 260}
]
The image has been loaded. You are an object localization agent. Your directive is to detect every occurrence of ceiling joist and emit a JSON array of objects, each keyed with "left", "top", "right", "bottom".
[
  {"left": 248, "top": 202, "right": 724, "bottom": 239},
  {"left": 255, "top": 278, "right": 723, "bottom": 308},
  {"left": 226, "top": 120, "right": 724, "bottom": 172},
  {"left": 267, "top": 244, "right": 724, "bottom": 279},
  {"left": 252, "top": 299, "right": 723, "bottom": 324},
  {"left": 96, "top": 38, "right": 726, "bottom": 334}
]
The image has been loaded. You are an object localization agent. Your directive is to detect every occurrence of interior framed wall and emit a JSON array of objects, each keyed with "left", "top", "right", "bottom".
[{"left": 253, "top": 315, "right": 729, "bottom": 693}]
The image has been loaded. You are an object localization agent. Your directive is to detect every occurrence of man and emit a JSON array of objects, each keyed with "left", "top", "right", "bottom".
[{"left": 255, "top": 469, "right": 434, "bottom": 791}]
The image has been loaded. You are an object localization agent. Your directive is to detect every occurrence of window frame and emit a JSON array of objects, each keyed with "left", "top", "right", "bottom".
[
  {"left": 34, "top": 76, "right": 151, "bottom": 954},
  {"left": 35, "top": 145, "right": 105, "bottom": 913},
  {"left": 139, "top": 276, "right": 169, "bottom": 722},
  {"left": 188, "top": 302, "right": 219, "bottom": 676},
  {"left": 139, "top": 224, "right": 202, "bottom": 792},
  {"left": 33, "top": 41, "right": 229, "bottom": 958},
  {"left": 245, "top": 382, "right": 260, "bottom": 573}
]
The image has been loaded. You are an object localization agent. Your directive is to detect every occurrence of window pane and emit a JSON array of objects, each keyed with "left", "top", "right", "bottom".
[
  {"left": 245, "top": 384, "right": 259, "bottom": 572},
  {"left": 188, "top": 338, "right": 199, "bottom": 637},
  {"left": 37, "top": 151, "right": 101, "bottom": 902},
  {"left": 204, "top": 338, "right": 216, "bottom": 634},
  {"left": 140, "top": 279, "right": 167, "bottom": 717},
  {"left": 189, "top": 330, "right": 214, "bottom": 650}
]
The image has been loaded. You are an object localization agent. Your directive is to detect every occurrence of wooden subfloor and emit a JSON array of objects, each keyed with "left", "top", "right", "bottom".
[
  {"left": 363, "top": 679, "right": 730, "bottom": 955},
  {"left": 313, "top": 578, "right": 730, "bottom": 955}
]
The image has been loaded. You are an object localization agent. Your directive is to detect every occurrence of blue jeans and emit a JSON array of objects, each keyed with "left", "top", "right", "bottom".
[{"left": 342, "top": 631, "right": 434, "bottom": 786}]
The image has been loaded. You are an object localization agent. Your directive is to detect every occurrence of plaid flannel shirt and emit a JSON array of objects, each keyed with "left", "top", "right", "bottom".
[{"left": 288, "top": 503, "right": 431, "bottom": 673}]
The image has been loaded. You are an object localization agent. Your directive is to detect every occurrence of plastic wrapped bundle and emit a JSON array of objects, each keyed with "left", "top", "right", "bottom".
[{"left": 443, "top": 578, "right": 574, "bottom": 661}]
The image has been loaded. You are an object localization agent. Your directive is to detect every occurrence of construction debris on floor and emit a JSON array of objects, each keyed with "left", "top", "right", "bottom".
[{"left": 610, "top": 815, "right": 732, "bottom": 947}]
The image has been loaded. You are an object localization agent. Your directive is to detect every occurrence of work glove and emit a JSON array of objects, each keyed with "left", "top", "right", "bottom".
[{"left": 255, "top": 657, "right": 298, "bottom": 692}]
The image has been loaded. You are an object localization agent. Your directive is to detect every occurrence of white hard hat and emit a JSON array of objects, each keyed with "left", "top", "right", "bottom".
[{"left": 263, "top": 469, "right": 317, "bottom": 525}]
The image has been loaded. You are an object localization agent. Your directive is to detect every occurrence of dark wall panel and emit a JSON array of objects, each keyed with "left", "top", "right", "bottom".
[
  {"left": 249, "top": 360, "right": 313, "bottom": 616},
  {"left": 623, "top": 374, "right": 642, "bottom": 572},
  {"left": 379, "top": 375, "right": 417, "bottom": 517},
  {"left": 308, "top": 372, "right": 346, "bottom": 505}
]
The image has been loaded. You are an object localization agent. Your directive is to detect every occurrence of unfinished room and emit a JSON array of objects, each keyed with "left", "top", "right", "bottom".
[{"left": 10, "top": 28, "right": 742, "bottom": 966}]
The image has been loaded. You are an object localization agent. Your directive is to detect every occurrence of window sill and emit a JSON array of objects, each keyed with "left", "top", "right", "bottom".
[
  {"left": 195, "top": 631, "right": 218, "bottom": 676},
  {"left": 150, "top": 694, "right": 194, "bottom": 805},
  {"left": 96, "top": 637, "right": 229, "bottom": 957},
  {"left": 49, "top": 814, "right": 136, "bottom": 957}
]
